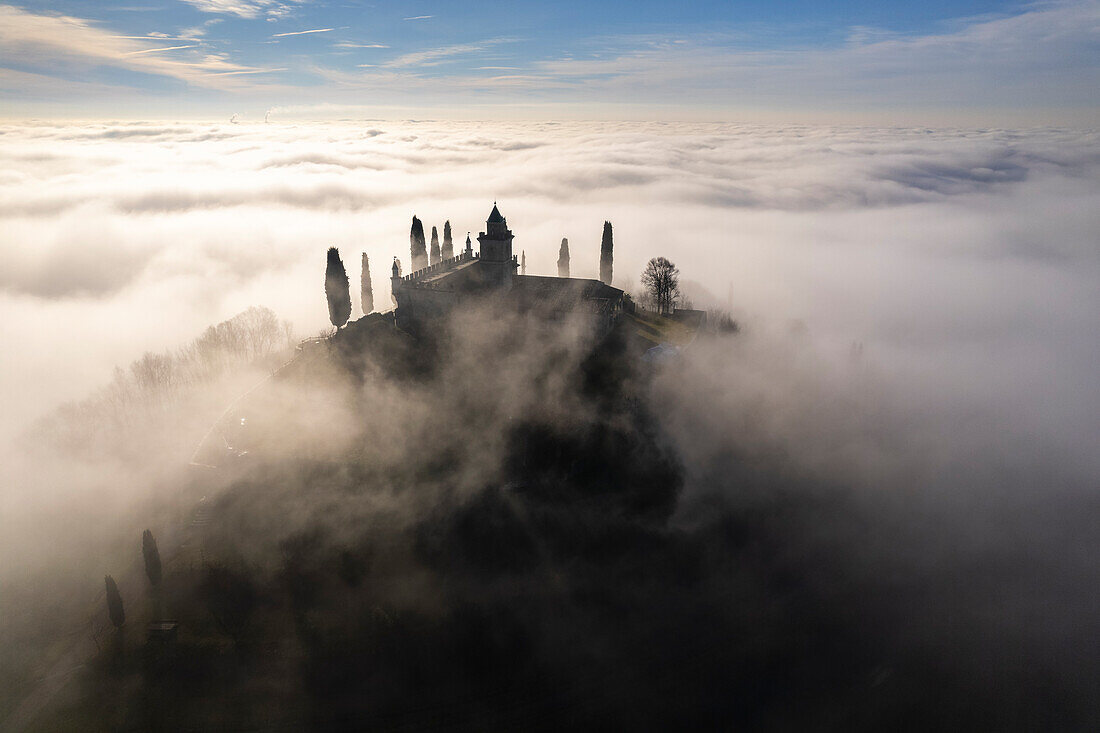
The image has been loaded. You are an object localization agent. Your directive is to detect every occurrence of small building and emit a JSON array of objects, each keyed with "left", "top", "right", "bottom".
[{"left": 391, "top": 204, "right": 625, "bottom": 336}]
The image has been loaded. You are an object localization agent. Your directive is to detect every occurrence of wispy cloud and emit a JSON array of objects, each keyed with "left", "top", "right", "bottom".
[
  {"left": 272, "top": 28, "right": 335, "bottom": 37},
  {"left": 177, "top": 0, "right": 267, "bottom": 18},
  {"left": 206, "top": 67, "right": 287, "bottom": 75},
  {"left": 383, "top": 38, "right": 515, "bottom": 68},
  {"left": 403, "top": 15, "right": 432, "bottom": 21},
  {"left": 110, "top": 34, "right": 186, "bottom": 40},
  {"left": 177, "top": 0, "right": 301, "bottom": 20},
  {"left": 124, "top": 44, "right": 199, "bottom": 55},
  {"left": 508, "top": 2, "right": 1100, "bottom": 112},
  {"left": 0, "top": 5, "right": 284, "bottom": 90},
  {"left": 334, "top": 42, "right": 389, "bottom": 49},
  {"left": 179, "top": 18, "right": 222, "bottom": 39}
]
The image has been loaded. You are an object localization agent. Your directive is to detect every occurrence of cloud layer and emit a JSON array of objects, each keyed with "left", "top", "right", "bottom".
[
  {"left": 1, "top": 119, "right": 1098, "bottom": 727},
  {"left": 1, "top": 119, "right": 1097, "bottom": 464}
]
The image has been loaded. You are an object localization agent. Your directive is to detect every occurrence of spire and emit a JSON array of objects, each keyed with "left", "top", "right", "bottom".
[
  {"left": 465, "top": 233, "right": 472, "bottom": 255},
  {"left": 487, "top": 203, "right": 505, "bottom": 224}
]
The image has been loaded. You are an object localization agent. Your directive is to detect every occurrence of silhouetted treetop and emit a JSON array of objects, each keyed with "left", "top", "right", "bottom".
[
  {"left": 325, "top": 247, "right": 352, "bottom": 329},
  {"left": 430, "top": 226, "right": 441, "bottom": 266},
  {"left": 641, "top": 256, "right": 680, "bottom": 315},
  {"left": 600, "top": 222, "right": 614, "bottom": 286},
  {"left": 442, "top": 220, "right": 454, "bottom": 260},
  {"left": 361, "top": 253, "right": 374, "bottom": 315},
  {"left": 104, "top": 575, "right": 124, "bottom": 629},
  {"left": 410, "top": 216, "right": 428, "bottom": 271},
  {"left": 142, "top": 529, "right": 162, "bottom": 587}
]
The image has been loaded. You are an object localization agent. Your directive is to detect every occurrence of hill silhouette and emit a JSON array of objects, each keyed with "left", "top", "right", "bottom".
[{"left": 15, "top": 304, "right": 1100, "bottom": 732}]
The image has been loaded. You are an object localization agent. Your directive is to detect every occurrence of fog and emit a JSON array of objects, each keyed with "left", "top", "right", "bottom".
[{"left": 1, "top": 120, "right": 1098, "bottom": 728}]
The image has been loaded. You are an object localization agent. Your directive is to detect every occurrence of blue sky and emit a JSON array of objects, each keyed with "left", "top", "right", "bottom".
[{"left": 1, "top": 0, "right": 1098, "bottom": 121}]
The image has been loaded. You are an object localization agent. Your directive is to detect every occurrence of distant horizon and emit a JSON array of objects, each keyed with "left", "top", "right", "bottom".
[{"left": 4, "top": 111, "right": 1096, "bottom": 127}]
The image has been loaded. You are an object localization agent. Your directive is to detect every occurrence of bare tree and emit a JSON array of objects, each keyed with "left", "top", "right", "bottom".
[
  {"left": 325, "top": 247, "right": 352, "bottom": 329},
  {"left": 361, "top": 253, "right": 374, "bottom": 315},
  {"left": 557, "top": 238, "right": 570, "bottom": 278},
  {"left": 105, "top": 575, "right": 125, "bottom": 628},
  {"left": 442, "top": 220, "right": 454, "bottom": 259},
  {"left": 640, "top": 257, "right": 680, "bottom": 315},
  {"left": 142, "top": 530, "right": 162, "bottom": 587},
  {"left": 599, "top": 221, "right": 613, "bottom": 285},
  {"left": 430, "top": 226, "right": 441, "bottom": 265},
  {"left": 410, "top": 216, "right": 428, "bottom": 271}
]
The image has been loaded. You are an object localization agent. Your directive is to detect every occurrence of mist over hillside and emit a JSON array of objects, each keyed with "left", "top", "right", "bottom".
[
  {"left": 2, "top": 121, "right": 1099, "bottom": 730},
  {"left": 5, "top": 299, "right": 1098, "bottom": 730}
]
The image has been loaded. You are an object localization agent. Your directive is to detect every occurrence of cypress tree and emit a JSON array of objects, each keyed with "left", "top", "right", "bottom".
[
  {"left": 105, "top": 575, "right": 125, "bottom": 628},
  {"left": 142, "top": 529, "right": 162, "bottom": 587},
  {"left": 430, "top": 226, "right": 441, "bottom": 265},
  {"left": 600, "top": 221, "right": 614, "bottom": 285},
  {"left": 391, "top": 258, "right": 402, "bottom": 307},
  {"left": 325, "top": 247, "right": 351, "bottom": 329},
  {"left": 442, "top": 221, "right": 454, "bottom": 260},
  {"left": 557, "top": 237, "right": 570, "bottom": 278},
  {"left": 410, "top": 216, "right": 428, "bottom": 271},
  {"left": 361, "top": 253, "right": 374, "bottom": 315}
]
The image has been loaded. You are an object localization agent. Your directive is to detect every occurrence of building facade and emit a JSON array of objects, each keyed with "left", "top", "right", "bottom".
[{"left": 391, "top": 204, "right": 625, "bottom": 336}]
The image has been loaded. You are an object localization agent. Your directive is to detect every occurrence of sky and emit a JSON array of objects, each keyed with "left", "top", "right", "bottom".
[{"left": 1, "top": 0, "right": 1099, "bottom": 122}]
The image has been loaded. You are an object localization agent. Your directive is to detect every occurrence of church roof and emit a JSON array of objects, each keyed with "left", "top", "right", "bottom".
[
  {"left": 511, "top": 275, "right": 623, "bottom": 302},
  {"left": 487, "top": 204, "right": 505, "bottom": 223}
]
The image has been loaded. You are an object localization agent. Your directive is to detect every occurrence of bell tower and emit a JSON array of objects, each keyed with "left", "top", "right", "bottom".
[{"left": 477, "top": 203, "right": 517, "bottom": 288}]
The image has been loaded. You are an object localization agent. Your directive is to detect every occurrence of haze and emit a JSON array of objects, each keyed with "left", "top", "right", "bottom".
[{"left": 2, "top": 0, "right": 1099, "bottom": 728}]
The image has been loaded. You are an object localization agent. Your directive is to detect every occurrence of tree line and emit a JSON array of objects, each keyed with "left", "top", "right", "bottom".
[
  {"left": 323, "top": 215, "right": 688, "bottom": 329},
  {"left": 36, "top": 306, "right": 294, "bottom": 459}
]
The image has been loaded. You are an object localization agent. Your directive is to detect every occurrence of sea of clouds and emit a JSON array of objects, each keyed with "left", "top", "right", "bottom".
[
  {"left": 2, "top": 120, "right": 1099, "bottom": 725},
  {"left": 1, "top": 120, "right": 1097, "bottom": 462}
]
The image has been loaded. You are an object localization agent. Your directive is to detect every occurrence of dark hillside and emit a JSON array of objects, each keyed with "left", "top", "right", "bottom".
[{"left": 28, "top": 307, "right": 1100, "bottom": 732}]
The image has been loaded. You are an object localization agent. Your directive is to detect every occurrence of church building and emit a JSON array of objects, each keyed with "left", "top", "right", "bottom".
[{"left": 391, "top": 204, "right": 625, "bottom": 335}]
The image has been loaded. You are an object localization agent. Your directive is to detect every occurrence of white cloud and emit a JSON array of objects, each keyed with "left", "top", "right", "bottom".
[
  {"left": 380, "top": 38, "right": 517, "bottom": 69},
  {"left": 523, "top": 1, "right": 1100, "bottom": 111},
  {"left": 403, "top": 15, "right": 432, "bottom": 21},
  {"left": 0, "top": 5, "right": 285, "bottom": 89},
  {"left": 176, "top": 0, "right": 272, "bottom": 19},
  {"left": 0, "top": 120, "right": 1097, "bottom": 464},
  {"left": 272, "top": 28, "right": 335, "bottom": 37},
  {"left": 123, "top": 44, "right": 199, "bottom": 55},
  {"left": 2, "top": 1, "right": 1097, "bottom": 120}
]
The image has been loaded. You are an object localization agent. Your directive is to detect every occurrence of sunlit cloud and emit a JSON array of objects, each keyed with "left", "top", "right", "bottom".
[
  {"left": 123, "top": 44, "right": 199, "bottom": 55},
  {"left": 206, "top": 67, "right": 288, "bottom": 75},
  {"left": 177, "top": 0, "right": 285, "bottom": 19},
  {"left": 0, "top": 5, "right": 286, "bottom": 90},
  {"left": 382, "top": 38, "right": 517, "bottom": 68},
  {"left": 1, "top": 1, "right": 1097, "bottom": 120},
  {"left": 272, "top": 28, "right": 335, "bottom": 37}
]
